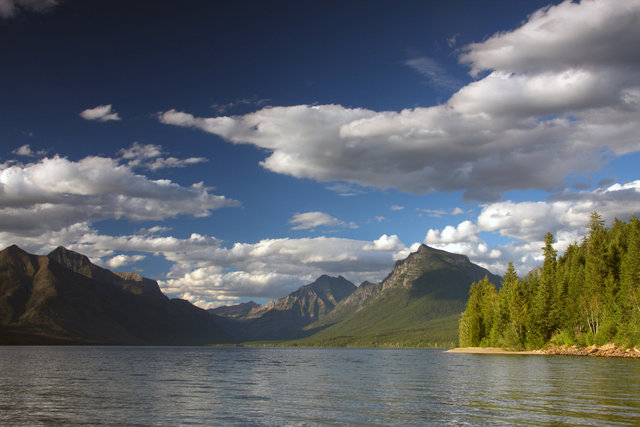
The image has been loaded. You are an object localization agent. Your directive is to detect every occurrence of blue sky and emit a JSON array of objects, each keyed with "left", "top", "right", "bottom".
[{"left": 2, "top": 0, "right": 640, "bottom": 308}]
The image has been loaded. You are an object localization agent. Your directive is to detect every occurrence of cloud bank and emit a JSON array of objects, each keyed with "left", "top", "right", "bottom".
[
  {"left": 425, "top": 180, "right": 640, "bottom": 275},
  {"left": 160, "top": 0, "right": 640, "bottom": 202},
  {"left": 0, "top": 146, "right": 239, "bottom": 237}
]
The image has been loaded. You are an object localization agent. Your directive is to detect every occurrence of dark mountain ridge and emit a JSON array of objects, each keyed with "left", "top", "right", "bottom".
[{"left": 0, "top": 245, "right": 227, "bottom": 345}]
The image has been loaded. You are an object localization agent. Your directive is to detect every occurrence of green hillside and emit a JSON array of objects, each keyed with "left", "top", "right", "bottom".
[{"left": 291, "top": 245, "right": 500, "bottom": 347}]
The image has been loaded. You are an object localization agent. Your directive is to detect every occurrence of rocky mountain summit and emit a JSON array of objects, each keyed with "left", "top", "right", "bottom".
[{"left": 214, "top": 275, "right": 356, "bottom": 341}]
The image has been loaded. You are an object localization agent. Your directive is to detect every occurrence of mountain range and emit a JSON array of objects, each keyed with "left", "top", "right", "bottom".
[
  {"left": 0, "top": 245, "right": 227, "bottom": 344},
  {"left": 0, "top": 244, "right": 500, "bottom": 346}
]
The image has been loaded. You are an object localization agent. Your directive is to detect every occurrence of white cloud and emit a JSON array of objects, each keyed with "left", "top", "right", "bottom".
[
  {"left": 363, "top": 234, "right": 405, "bottom": 252},
  {"left": 392, "top": 242, "right": 423, "bottom": 262},
  {"left": 159, "top": 234, "right": 409, "bottom": 306},
  {"left": 425, "top": 220, "right": 479, "bottom": 244},
  {"left": 0, "top": 153, "right": 239, "bottom": 236},
  {"left": 160, "top": 0, "right": 640, "bottom": 201},
  {"left": 119, "top": 142, "right": 162, "bottom": 160},
  {"left": 390, "top": 205, "right": 405, "bottom": 211},
  {"left": 459, "top": 0, "right": 640, "bottom": 78},
  {"left": 452, "top": 207, "right": 465, "bottom": 215},
  {"left": 423, "top": 179, "right": 640, "bottom": 275},
  {"left": 106, "top": 254, "right": 146, "bottom": 269},
  {"left": 0, "top": 0, "right": 57, "bottom": 18},
  {"left": 80, "top": 104, "right": 121, "bottom": 122},
  {"left": 1, "top": 220, "right": 412, "bottom": 308},
  {"left": 289, "top": 211, "right": 358, "bottom": 230},
  {"left": 118, "top": 142, "right": 207, "bottom": 170}
]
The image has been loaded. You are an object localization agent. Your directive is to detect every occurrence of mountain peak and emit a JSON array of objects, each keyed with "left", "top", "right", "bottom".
[
  {"left": 383, "top": 244, "right": 500, "bottom": 293},
  {"left": 2, "top": 244, "right": 30, "bottom": 258},
  {"left": 48, "top": 246, "right": 93, "bottom": 269}
]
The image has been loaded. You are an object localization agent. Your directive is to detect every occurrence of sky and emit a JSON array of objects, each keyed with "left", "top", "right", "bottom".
[{"left": 1, "top": 0, "right": 640, "bottom": 309}]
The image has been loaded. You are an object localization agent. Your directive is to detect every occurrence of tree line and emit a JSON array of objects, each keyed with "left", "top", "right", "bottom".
[{"left": 459, "top": 212, "right": 640, "bottom": 349}]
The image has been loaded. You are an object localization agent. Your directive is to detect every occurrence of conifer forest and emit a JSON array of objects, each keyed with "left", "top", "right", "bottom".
[{"left": 459, "top": 213, "right": 640, "bottom": 349}]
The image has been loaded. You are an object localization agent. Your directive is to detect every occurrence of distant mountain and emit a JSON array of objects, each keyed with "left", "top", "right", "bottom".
[
  {"left": 0, "top": 245, "right": 228, "bottom": 345},
  {"left": 300, "top": 245, "right": 501, "bottom": 347},
  {"left": 219, "top": 275, "right": 356, "bottom": 341},
  {"left": 210, "top": 301, "right": 263, "bottom": 320}
]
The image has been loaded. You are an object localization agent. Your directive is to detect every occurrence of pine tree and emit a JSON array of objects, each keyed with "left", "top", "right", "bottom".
[
  {"left": 529, "top": 232, "right": 557, "bottom": 345},
  {"left": 459, "top": 213, "right": 640, "bottom": 349},
  {"left": 583, "top": 212, "right": 607, "bottom": 341},
  {"left": 459, "top": 277, "right": 497, "bottom": 347}
]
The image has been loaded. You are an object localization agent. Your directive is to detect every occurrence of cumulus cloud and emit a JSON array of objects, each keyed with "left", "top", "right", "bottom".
[
  {"left": 0, "top": 152, "right": 239, "bottom": 236},
  {"left": 160, "top": 234, "right": 410, "bottom": 307},
  {"left": 459, "top": 0, "right": 640, "bottom": 77},
  {"left": 424, "top": 179, "right": 640, "bottom": 275},
  {"left": 362, "top": 234, "right": 405, "bottom": 252},
  {"left": 0, "top": 208, "right": 415, "bottom": 308},
  {"left": 425, "top": 220, "right": 479, "bottom": 244},
  {"left": 80, "top": 104, "right": 121, "bottom": 122},
  {"left": 106, "top": 254, "right": 146, "bottom": 269},
  {"left": 289, "top": 211, "right": 357, "bottom": 230},
  {"left": 0, "top": 0, "right": 57, "bottom": 18},
  {"left": 160, "top": 0, "right": 640, "bottom": 201}
]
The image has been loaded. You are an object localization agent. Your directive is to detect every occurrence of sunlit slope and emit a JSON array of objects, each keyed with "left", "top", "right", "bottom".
[{"left": 299, "top": 245, "right": 500, "bottom": 347}]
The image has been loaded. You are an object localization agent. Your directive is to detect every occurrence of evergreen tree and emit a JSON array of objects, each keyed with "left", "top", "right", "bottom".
[
  {"left": 528, "top": 233, "right": 557, "bottom": 346},
  {"left": 498, "top": 262, "right": 527, "bottom": 348},
  {"left": 583, "top": 212, "right": 607, "bottom": 340},
  {"left": 459, "top": 213, "right": 640, "bottom": 349},
  {"left": 459, "top": 277, "right": 497, "bottom": 347}
]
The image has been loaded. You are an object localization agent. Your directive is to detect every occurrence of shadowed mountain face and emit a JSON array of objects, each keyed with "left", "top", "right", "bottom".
[
  {"left": 210, "top": 301, "right": 263, "bottom": 320},
  {"left": 215, "top": 275, "right": 357, "bottom": 341},
  {"left": 0, "top": 245, "right": 228, "bottom": 345}
]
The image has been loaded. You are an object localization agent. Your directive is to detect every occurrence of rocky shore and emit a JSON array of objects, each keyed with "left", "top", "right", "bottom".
[
  {"left": 447, "top": 344, "right": 640, "bottom": 359},
  {"left": 544, "top": 343, "right": 640, "bottom": 359}
]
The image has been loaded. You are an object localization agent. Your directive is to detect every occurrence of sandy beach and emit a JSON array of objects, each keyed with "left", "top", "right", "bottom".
[{"left": 444, "top": 347, "right": 543, "bottom": 355}]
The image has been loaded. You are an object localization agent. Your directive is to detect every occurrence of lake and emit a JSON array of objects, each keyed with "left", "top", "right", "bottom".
[{"left": 1, "top": 346, "right": 639, "bottom": 426}]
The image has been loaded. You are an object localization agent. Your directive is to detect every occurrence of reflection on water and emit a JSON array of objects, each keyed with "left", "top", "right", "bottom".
[{"left": 1, "top": 346, "right": 639, "bottom": 425}]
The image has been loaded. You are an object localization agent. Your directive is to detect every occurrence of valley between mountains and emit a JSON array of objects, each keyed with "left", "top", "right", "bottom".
[{"left": 0, "top": 243, "right": 500, "bottom": 347}]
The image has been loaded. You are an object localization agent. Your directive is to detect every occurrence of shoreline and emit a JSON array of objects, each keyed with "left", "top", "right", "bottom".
[
  {"left": 446, "top": 344, "right": 640, "bottom": 359},
  {"left": 445, "top": 347, "right": 543, "bottom": 355}
]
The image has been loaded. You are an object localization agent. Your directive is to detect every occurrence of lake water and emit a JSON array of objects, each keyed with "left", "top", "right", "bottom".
[{"left": 1, "top": 346, "right": 639, "bottom": 426}]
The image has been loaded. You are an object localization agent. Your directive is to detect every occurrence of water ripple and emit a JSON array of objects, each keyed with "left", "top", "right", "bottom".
[{"left": 1, "top": 346, "right": 639, "bottom": 425}]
